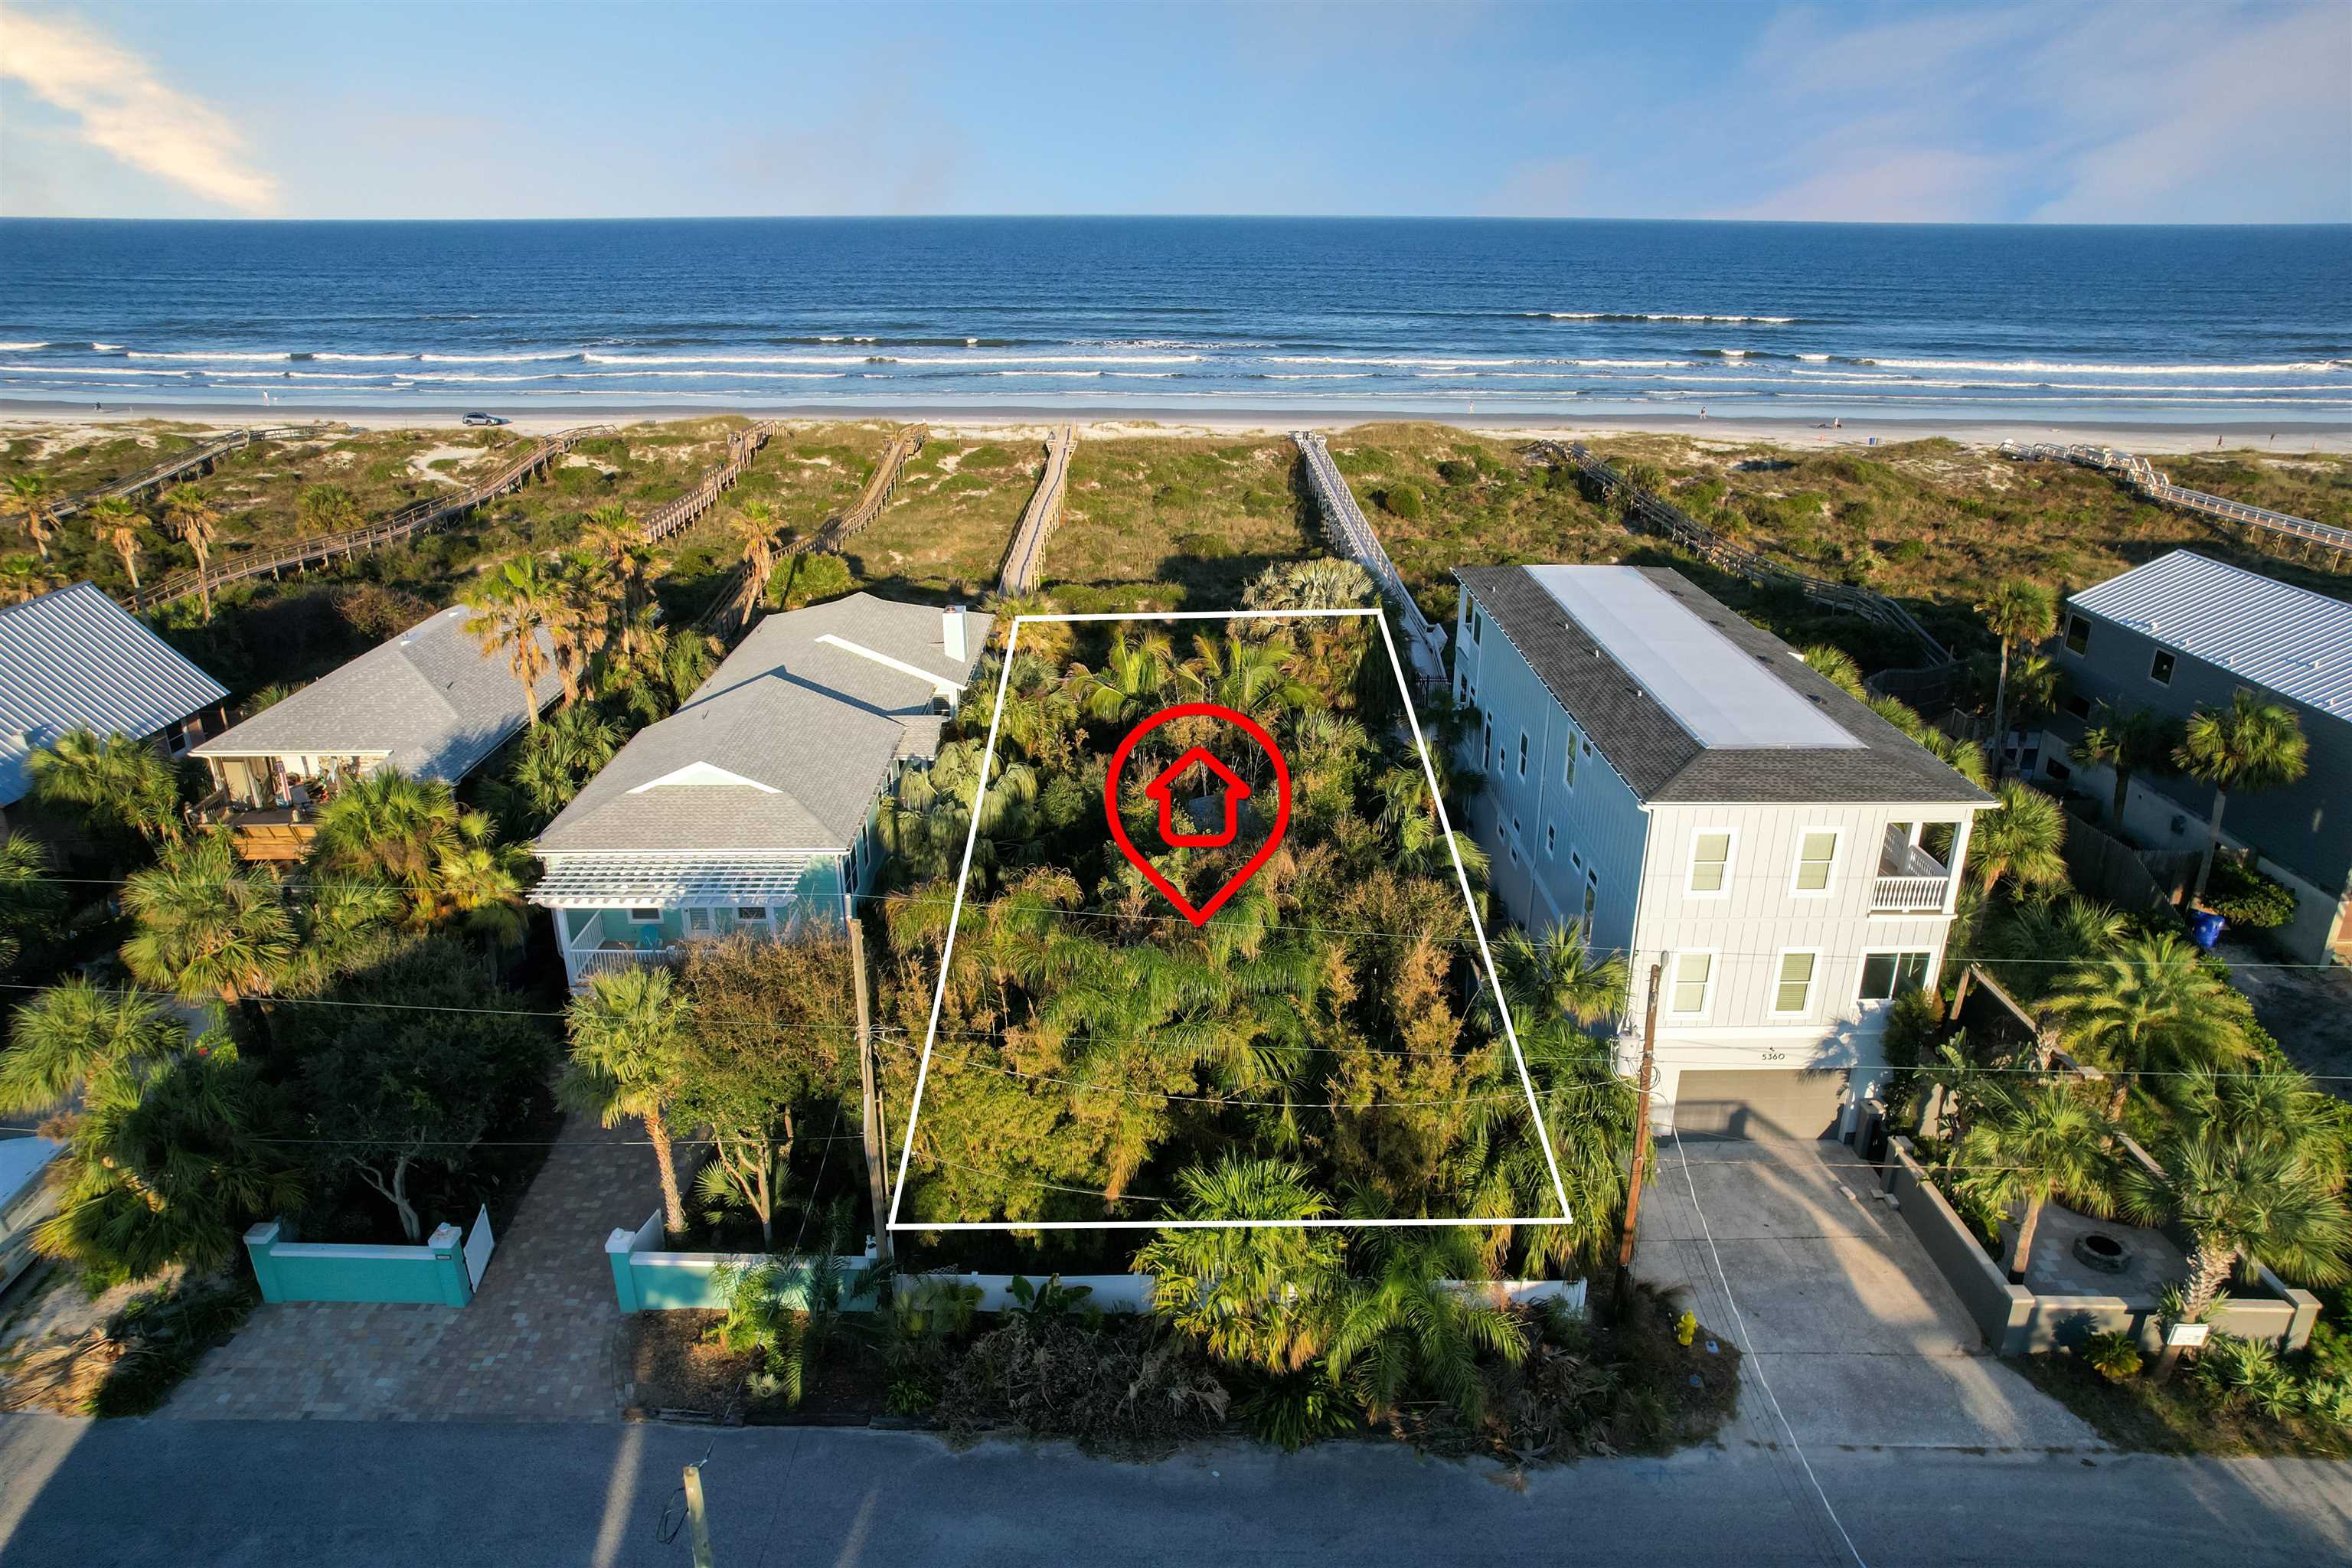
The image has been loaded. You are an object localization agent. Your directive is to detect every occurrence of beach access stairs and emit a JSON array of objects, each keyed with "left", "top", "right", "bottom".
[
  {"left": 126, "top": 426, "right": 611, "bottom": 613},
  {"left": 809, "top": 424, "right": 927, "bottom": 555},
  {"left": 998, "top": 424, "right": 1076, "bottom": 593},
  {"left": 636, "top": 420, "right": 783, "bottom": 544},
  {"left": 54, "top": 425, "right": 335, "bottom": 522},
  {"left": 1290, "top": 431, "right": 1449, "bottom": 689},
  {"left": 1999, "top": 441, "right": 2351, "bottom": 568},
  {"left": 1536, "top": 439, "right": 1955, "bottom": 669}
]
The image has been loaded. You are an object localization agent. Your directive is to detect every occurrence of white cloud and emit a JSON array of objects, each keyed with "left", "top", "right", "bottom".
[{"left": 0, "top": 5, "right": 279, "bottom": 213}]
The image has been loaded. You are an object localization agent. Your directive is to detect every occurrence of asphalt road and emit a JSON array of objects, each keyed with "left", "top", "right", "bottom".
[{"left": 4, "top": 1414, "right": 2349, "bottom": 1568}]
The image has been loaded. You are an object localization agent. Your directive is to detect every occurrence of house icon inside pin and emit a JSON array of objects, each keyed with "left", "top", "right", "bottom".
[{"left": 1144, "top": 746, "right": 1251, "bottom": 849}]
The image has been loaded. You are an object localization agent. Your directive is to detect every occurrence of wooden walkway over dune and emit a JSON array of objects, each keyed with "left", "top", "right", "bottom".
[
  {"left": 809, "top": 424, "right": 926, "bottom": 554},
  {"left": 998, "top": 424, "right": 1076, "bottom": 593},
  {"left": 1291, "top": 431, "right": 1449, "bottom": 687},
  {"left": 54, "top": 425, "right": 332, "bottom": 521},
  {"left": 128, "top": 426, "right": 609, "bottom": 612},
  {"left": 2001, "top": 441, "right": 2351, "bottom": 569},
  {"left": 1537, "top": 440, "right": 1954, "bottom": 668},
  {"left": 637, "top": 421, "right": 782, "bottom": 544}
]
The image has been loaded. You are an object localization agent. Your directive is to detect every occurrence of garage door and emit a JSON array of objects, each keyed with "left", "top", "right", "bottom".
[{"left": 1674, "top": 1069, "right": 1847, "bottom": 1141}]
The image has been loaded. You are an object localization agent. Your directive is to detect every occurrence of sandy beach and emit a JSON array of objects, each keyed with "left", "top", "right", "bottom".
[{"left": 4, "top": 400, "right": 2348, "bottom": 455}]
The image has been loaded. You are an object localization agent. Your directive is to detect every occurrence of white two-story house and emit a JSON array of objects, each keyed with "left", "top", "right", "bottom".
[
  {"left": 532, "top": 594, "right": 990, "bottom": 986},
  {"left": 1452, "top": 565, "right": 1992, "bottom": 1141}
]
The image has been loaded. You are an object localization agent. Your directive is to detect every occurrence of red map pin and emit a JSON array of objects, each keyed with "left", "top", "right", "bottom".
[{"left": 1103, "top": 702, "right": 1292, "bottom": 928}]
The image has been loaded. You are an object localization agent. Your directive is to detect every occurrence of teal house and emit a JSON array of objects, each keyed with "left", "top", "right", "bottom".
[{"left": 532, "top": 594, "right": 991, "bottom": 985}]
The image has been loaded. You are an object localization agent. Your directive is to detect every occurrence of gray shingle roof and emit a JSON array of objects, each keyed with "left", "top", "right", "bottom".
[
  {"left": 1457, "top": 565, "right": 1991, "bottom": 807},
  {"left": 2069, "top": 550, "right": 2352, "bottom": 723},
  {"left": 535, "top": 595, "right": 991, "bottom": 857},
  {"left": 0, "top": 582, "right": 228, "bottom": 805},
  {"left": 192, "top": 605, "right": 560, "bottom": 784}
]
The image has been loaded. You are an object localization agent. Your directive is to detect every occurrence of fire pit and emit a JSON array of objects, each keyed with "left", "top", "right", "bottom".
[{"left": 2073, "top": 1232, "right": 2131, "bottom": 1276}]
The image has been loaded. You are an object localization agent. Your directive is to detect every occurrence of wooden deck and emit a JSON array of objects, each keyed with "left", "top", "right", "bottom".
[
  {"left": 222, "top": 808, "right": 318, "bottom": 862},
  {"left": 2000, "top": 441, "right": 2351, "bottom": 570},
  {"left": 998, "top": 425, "right": 1076, "bottom": 593},
  {"left": 810, "top": 424, "right": 926, "bottom": 554}
]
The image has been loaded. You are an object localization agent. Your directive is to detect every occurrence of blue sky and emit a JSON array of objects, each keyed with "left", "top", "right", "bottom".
[{"left": 4, "top": 0, "right": 2347, "bottom": 222}]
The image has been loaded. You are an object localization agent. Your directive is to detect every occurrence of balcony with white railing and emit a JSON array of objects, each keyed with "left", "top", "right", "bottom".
[
  {"left": 567, "top": 943, "right": 684, "bottom": 981},
  {"left": 1872, "top": 828, "right": 1954, "bottom": 913}
]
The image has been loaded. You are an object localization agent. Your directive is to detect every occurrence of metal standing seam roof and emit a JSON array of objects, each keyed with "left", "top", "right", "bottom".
[
  {"left": 534, "top": 594, "right": 992, "bottom": 859},
  {"left": 2069, "top": 551, "right": 2352, "bottom": 723},
  {"left": 1457, "top": 565, "right": 1991, "bottom": 808},
  {"left": 191, "top": 605, "right": 562, "bottom": 784},
  {"left": 0, "top": 582, "right": 229, "bottom": 806}
]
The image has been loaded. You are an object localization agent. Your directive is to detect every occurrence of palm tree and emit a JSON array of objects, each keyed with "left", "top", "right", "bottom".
[
  {"left": 1133, "top": 1155, "right": 1348, "bottom": 1374},
  {"left": 1958, "top": 1081, "right": 2117, "bottom": 1284},
  {"left": 0, "top": 832, "right": 67, "bottom": 975},
  {"left": 465, "top": 557, "right": 558, "bottom": 726},
  {"left": 312, "top": 769, "right": 464, "bottom": 897},
  {"left": 1967, "top": 779, "right": 2067, "bottom": 898},
  {"left": 2046, "top": 931, "right": 2249, "bottom": 1117},
  {"left": 2174, "top": 688, "right": 2308, "bottom": 906},
  {"left": 1980, "top": 894, "right": 2125, "bottom": 1001},
  {"left": 435, "top": 814, "right": 534, "bottom": 947},
  {"left": 5, "top": 473, "right": 57, "bottom": 560},
  {"left": 563, "top": 965, "right": 692, "bottom": 1236},
  {"left": 2122, "top": 1123, "right": 2352, "bottom": 1322},
  {"left": 162, "top": 482, "right": 222, "bottom": 619},
  {"left": 1071, "top": 628, "right": 1175, "bottom": 724},
  {"left": 0, "top": 977, "right": 183, "bottom": 1116},
  {"left": 1977, "top": 580, "right": 2056, "bottom": 778},
  {"left": 119, "top": 830, "right": 296, "bottom": 1004},
  {"left": 1493, "top": 919, "right": 1628, "bottom": 1033},
  {"left": 727, "top": 499, "right": 782, "bottom": 625},
  {"left": 1241, "top": 558, "right": 1374, "bottom": 612},
  {"left": 1798, "top": 643, "right": 1867, "bottom": 698},
  {"left": 28, "top": 727, "right": 182, "bottom": 843},
  {"left": 87, "top": 495, "right": 147, "bottom": 590},
  {"left": 296, "top": 483, "right": 362, "bottom": 537},
  {"left": 1324, "top": 1226, "right": 1528, "bottom": 1429},
  {"left": 2071, "top": 705, "right": 2182, "bottom": 829}
]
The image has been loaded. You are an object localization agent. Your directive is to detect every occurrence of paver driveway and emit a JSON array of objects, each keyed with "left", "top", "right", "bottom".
[
  {"left": 168, "top": 1113, "right": 658, "bottom": 1422},
  {"left": 1634, "top": 1133, "right": 2099, "bottom": 1451}
]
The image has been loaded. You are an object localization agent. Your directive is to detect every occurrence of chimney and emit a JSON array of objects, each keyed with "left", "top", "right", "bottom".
[{"left": 942, "top": 605, "right": 966, "bottom": 664}]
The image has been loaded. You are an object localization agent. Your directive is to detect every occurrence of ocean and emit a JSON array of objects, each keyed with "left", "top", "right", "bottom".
[{"left": 1, "top": 217, "right": 2345, "bottom": 424}]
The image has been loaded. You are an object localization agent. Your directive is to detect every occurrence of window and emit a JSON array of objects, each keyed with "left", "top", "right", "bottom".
[
  {"left": 1517, "top": 732, "right": 1529, "bottom": 778},
  {"left": 737, "top": 906, "right": 768, "bottom": 923},
  {"left": 1457, "top": 671, "right": 1469, "bottom": 704},
  {"left": 1571, "top": 850, "right": 1585, "bottom": 871},
  {"left": 2149, "top": 648, "right": 2176, "bottom": 685},
  {"left": 1687, "top": 831, "right": 1733, "bottom": 894},
  {"left": 1792, "top": 829, "right": 1840, "bottom": 896},
  {"left": 1857, "top": 951, "right": 1932, "bottom": 1001},
  {"left": 1772, "top": 952, "right": 1818, "bottom": 1016},
  {"left": 1483, "top": 717, "right": 1492, "bottom": 771},
  {"left": 2064, "top": 614, "right": 2090, "bottom": 655},
  {"left": 1583, "top": 869, "right": 1598, "bottom": 920},
  {"left": 1511, "top": 815, "right": 1522, "bottom": 842},
  {"left": 627, "top": 907, "right": 662, "bottom": 924},
  {"left": 1668, "top": 952, "right": 1715, "bottom": 1016},
  {"left": 1563, "top": 727, "right": 1579, "bottom": 788},
  {"left": 1545, "top": 823, "right": 1557, "bottom": 856},
  {"left": 686, "top": 908, "right": 712, "bottom": 934},
  {"left": 2063, "top": 693, "right": 2092, "bottom": 720},
  {"left": 1468, "top": 603, "right": 1481, "bottom": 645},
  {"left": 2044, "top": 757, "right": 2072, "bottom": 782}
]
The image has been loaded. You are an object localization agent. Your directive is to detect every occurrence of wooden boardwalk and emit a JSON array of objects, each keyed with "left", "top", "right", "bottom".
[
  {"left": 2000, "top": 441, "right": 2351, "bottom": 568},
  {"left": 1540, "top": 440, "right": 1954, "bottom": 667},
  {"left": 1291, "top": 431, "right": 1449, "bottom": 687},
  {"left": 127, "top": 426, "right": 609, "bottom": 612},
  {"left": 636, "top": 420, "right": 782, "bottom": 544},
  {"left": 997, "top": 424, "right": 1076, "bottom": 593},
  {"left": 54, "top": 425, "right": 332, "bottom": 521},
  {"left": 810, "top": 424, "right": 926, "bottom": 555}
]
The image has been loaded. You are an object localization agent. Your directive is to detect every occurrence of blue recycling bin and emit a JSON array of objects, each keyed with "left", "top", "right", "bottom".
[{"left": 2188, "top": 910, "right": 2226, "bottom": 950}]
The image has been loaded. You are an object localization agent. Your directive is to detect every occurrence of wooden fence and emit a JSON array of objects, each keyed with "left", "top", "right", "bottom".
[
  {"left": 2060, "top": 811, "right": 2200, "bottom": 918},
  {"left": 126, "top": 426, "right": 609, "bottom": 612},
  {"left": 997, "top": 424, "right": 1075, "bottom": 593}
]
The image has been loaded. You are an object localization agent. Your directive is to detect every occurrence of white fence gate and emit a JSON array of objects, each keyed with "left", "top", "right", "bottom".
[{"left": 464, "top": 1204, "right": 496, "bottom": 1289}]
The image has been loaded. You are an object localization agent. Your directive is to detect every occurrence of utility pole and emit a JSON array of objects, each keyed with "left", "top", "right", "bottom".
[
  {"left": 682, "top": 1460, "right": 715, "bottom": 1568},
  {"left": 1612, "top": 962, "right": 1662, "bottom": 1322},
  {"left": 848, "top": 916, "right": 894, "bottom": 1270}
]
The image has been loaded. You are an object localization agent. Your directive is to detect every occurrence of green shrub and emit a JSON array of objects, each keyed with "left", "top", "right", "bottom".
[
  {"left": 2085, "top": 1330, "right": 2143, "bottom": 1383},
  {"left": 1435, "top": 460, "right": 1478, "bottom": 488},
  {"left": 2204, "top": 857, "right": 2297, "bottom": 929},
  {"left": 1887, "top": 539, "right": 1929, "bottom": 565},
  {"left": 1381, "top": 484, "right": 1425, "bottom": 521},
  {"left": 1240, "top": 1372, "right": 1358, "bottom": 1451}
]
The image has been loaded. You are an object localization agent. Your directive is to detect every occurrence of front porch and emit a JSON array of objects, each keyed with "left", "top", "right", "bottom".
[{"left": 556, "top": 903, "right": 799, "bottom": 985}]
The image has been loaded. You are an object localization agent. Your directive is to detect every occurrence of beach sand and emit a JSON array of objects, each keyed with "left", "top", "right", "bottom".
[{"left": 3, "top": 400, "right": 2347, "bottom": 456}]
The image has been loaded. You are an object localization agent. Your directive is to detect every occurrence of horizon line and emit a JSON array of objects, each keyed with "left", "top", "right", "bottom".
[{"left": 4, "top": 214, "right": 2349, "bottom": 229}]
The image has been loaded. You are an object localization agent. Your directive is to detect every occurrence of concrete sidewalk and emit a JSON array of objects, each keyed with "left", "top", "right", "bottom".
[{"left": 1634, "top": 1134, "right": 2099, "bottom": 1451}]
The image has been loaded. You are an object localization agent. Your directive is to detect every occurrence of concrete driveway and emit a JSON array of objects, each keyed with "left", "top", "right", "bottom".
[{"left": 1634, "top": 1134, "right": 2099, "bottom": 1452}]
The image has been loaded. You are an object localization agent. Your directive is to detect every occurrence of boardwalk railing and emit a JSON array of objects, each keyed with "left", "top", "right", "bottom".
[
  {"left": 1540, "top": 441, "right": 1954, "bottom": 667},
  {"left": 637, "top": 420, "right": 782, "bottom": 544},
  {"left": 1290, "top": 432, "right": 1449, "bottom": 687},
  {"left": 811, "top": 424, "right": 926, "bottom": 554},
  {"left": 998, "top": 424, "right": 1076, "bottom": 593},
  {"left": 1999, "top": 441, "right": 2352, "bottom": 565},
  {"left": 55, "top": 425, "right": 333, "bottom": 521},
  {"left": 127, "top": 426, "right": 611, "bottom": 612}
]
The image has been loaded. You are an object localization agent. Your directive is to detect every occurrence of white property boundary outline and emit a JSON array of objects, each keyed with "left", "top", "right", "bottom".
[{"left": 886, "top": 606, "right": 1576, "bottom": 1233}]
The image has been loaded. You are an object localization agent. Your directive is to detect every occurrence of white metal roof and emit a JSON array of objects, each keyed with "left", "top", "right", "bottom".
[
  {"left": 1525, "top": 565, "right": 1863, "bottom": 751},
  {"left": 0, "top": 583, "right": 229, "bottom": 805},
  {"left": 2070, "top": 552, "right": 2352, "bottom": 721}
]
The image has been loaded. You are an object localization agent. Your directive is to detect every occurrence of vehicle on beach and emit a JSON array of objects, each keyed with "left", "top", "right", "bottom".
[{"left": 462, "top": 411, "right": 509, "bottom": 426}]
